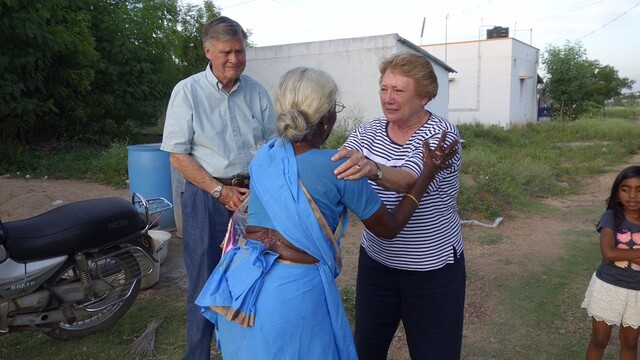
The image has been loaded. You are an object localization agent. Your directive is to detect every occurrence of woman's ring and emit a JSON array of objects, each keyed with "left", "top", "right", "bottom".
[{"left": 355, "top": 164, "right": 362, "bottom": 170}]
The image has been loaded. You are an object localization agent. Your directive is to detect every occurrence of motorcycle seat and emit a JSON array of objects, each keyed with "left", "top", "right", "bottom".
[{"left": 4, "top": 197, "right": 144, "bottom": 262}]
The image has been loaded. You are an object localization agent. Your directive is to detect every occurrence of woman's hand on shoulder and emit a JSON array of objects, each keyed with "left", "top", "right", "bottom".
[{"left": 331, "top": 147, "right": 374, "bottom": 180}]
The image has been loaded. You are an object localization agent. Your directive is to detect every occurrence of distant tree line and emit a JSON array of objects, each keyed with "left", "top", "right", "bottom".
[
  {"left": 609, "top": 92, "right": 640, "bottom": 107},
  {"left": 541, "top": 40, "right": 635, "bottom": 121},
  {"left": 0, "top": 0, "right": 220, "bottom": 146}
]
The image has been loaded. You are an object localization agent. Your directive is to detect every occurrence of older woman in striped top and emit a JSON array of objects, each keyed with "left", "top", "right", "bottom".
[{"left": 332, "top": 52, "right": 465, "bottom": 360}]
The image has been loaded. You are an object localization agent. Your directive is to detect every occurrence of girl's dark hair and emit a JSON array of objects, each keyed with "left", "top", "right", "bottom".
[{"left": 603, "top": 166, "right": 640, "bottom": 231}]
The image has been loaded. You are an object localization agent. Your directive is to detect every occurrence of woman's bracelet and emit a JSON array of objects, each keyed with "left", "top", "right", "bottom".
[{"left": 404, "top": 193, "right": 420, "bottom": 206}]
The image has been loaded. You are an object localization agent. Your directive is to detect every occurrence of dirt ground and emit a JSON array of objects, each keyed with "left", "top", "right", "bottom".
[{"left": 2, "top": 154, "right": 639, "bottom": 359}]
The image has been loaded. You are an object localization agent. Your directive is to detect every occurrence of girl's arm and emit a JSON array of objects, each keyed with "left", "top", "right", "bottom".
[{"left": 599, "top": 227, "right": 640, "bottom": 261}]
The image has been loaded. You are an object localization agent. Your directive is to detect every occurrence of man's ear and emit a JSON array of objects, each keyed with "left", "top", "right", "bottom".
[{"left": 203, "top": 44, "right": 212, "bottom": 60}]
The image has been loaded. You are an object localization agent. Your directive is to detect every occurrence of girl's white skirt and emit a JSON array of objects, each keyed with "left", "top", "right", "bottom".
[{"left": 581, "top": 272, "right": 640, "bottom": 328}]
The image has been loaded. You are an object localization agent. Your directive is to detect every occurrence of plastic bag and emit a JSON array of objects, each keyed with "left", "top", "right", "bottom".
[{"left": 220, "top": 198, "right": 248, "bottom": 256}]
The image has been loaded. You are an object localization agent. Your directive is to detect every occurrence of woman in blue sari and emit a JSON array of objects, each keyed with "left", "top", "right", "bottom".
[{"left": 196, "top": 67, "right": 458, "bottom": 359}]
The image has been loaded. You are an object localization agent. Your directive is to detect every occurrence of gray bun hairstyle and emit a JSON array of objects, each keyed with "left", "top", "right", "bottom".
[{"left": 274, "top": 67, "right": 339, "bottom": 142}]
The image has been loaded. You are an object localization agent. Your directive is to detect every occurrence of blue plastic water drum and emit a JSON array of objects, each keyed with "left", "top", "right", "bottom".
[{"left": 127, "top": 143, "right": 176, "bottom": 230}]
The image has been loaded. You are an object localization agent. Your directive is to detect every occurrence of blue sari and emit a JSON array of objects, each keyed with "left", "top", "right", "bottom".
[{"left": 196, "top": 138, "right": 357, "bottom": 359}]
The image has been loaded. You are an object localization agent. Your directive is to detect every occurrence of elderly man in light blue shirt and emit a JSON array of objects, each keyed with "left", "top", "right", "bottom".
[{"left": 161, "top": 16, "right": 275, "bottom": 360}]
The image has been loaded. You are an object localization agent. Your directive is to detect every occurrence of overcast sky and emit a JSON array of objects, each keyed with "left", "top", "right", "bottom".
[{"left": 196, "top": 0, "right": 640, "bottom": 92}]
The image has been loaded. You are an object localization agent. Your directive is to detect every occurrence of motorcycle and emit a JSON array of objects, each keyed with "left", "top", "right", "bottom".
[{"left": 0, "top": 193, "right": 171, "bottom": 340}]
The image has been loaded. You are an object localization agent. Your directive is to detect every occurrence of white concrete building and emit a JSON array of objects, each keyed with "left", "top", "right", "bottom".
[
  {"left": 244, "top": 33, "right": 455, "bottom": 124},
  {"left": 422, "top": 37, "right": 540, "bottom": 128}
]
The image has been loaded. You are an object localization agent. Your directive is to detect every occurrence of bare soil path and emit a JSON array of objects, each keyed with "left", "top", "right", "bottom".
[{"left": 2, "top": 154, "right": 639, "bottom": 359}]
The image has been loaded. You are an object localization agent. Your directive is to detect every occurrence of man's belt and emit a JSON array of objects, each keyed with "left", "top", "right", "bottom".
[{"left": 215, "top": 176, "right": 250, "bottom": 188}]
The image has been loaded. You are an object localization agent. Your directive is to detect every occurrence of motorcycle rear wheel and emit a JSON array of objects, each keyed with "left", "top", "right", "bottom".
[{"left": 44, "top": 248, "right": 142, "bottom": 340}]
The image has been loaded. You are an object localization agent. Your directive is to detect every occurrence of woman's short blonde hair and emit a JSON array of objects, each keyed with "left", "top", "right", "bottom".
[
  {"left": 379, "top": 52, "right": 438, "bottom": 101},
  {"left": 274, "top": 67, "right": 338, "bottom": 142}
]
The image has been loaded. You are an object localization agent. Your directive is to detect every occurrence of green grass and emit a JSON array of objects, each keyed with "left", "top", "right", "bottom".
[
  {"left": 0, "top": 142, "right": 129, "bottom": 188},
  {"left": 464, "top": 228, "right": 504, "bottom": 246},
  {"left": 462, "top": 227, "right": 603, "bottom": 359},
  {"left": 0, "top": 294, "right": 193, "bottom": 360},
  {"left": 341, "top": 286, "right": 357, "bottom": 332},
  {"left": 495, "top": 229, "right": 597, "bottom": 358},
  {"left": 604, "top": 105, "right": 639, "bottom": 119},
  {"left": 457, "top": 116, "right": 640, "bottom": 220}
]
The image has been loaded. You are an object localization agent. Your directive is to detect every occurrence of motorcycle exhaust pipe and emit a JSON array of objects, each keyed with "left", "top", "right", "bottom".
[{"left": 9, "top": 307, "right": 77, "bottom": 326}]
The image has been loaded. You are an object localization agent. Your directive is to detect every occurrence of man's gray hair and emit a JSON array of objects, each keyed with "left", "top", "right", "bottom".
[{"left": 202, "top": 16, "right": 248, "bottom": 45}]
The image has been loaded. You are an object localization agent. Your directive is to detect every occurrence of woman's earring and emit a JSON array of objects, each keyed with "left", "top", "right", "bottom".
[{"left": 324, "top": 125, "right": 328, "bottom": 130}]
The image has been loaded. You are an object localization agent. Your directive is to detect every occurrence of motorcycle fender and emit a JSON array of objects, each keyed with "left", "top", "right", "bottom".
[{"left": 0, "top": 256, "right": 67, "bottom": 299}]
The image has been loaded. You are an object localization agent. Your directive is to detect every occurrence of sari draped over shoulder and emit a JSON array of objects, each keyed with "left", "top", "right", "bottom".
[{"left": 196, "top": 138, "right": 356, "bottom": 359}]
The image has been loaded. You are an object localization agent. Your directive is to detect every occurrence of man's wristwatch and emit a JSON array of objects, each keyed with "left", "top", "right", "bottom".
[
  {"left": 373, "top": 162, "right": 383, "bottom": 181},
  {"left": 211, "top": 184, "right": 223, "bottom": 198}
]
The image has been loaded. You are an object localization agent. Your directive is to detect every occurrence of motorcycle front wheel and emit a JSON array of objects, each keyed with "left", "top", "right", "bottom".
[{"left": 44, "top": 248, "right": 142, "bottom": 340}]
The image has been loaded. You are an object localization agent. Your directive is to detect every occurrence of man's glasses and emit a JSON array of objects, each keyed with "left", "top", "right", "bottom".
[{"left": 335, "top": 101, "right": 345, "bottom": 113}]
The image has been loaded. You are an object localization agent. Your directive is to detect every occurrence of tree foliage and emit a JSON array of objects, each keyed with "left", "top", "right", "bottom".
[
  {"left": 1, "top": 0, "right": 98, "bottom": 143},
  {"left": 0, "top": 0, "right": 221, "bottom": 146},
  {"left": 542, "top": 41, "right": 634, "bottom": 121},
  {"left": 174, "top": 0, "right": 220, "bottom": 78},
  {"left": 70, "top": 0, "right": 185, "bottom": 143},
  {"left": 586, "top": 62, "right": 635, "bottom": 116}
]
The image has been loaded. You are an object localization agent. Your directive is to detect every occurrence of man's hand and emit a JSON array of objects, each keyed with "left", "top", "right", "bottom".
[{"left": 221, "top": 186, "right": 249, "bottom": 211}]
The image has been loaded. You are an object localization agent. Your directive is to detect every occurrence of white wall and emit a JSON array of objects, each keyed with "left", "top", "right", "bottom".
[
  {"left": 424, "top": 38, "right": 539, "bottom": 128},
  {"left": 509, "top": 40, "right": 539, "bottom": 125},
  {"left": 244, "top": 34, "right": 452, "bottom": 125}
]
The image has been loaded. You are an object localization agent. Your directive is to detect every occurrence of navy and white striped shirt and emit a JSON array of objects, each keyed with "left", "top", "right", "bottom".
[{"left": 344, "top": 112, "right": 463, "bottom": 271}]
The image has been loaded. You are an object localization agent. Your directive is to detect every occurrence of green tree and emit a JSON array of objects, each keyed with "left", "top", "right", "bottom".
[
  {"left": 0, "top": 0, "right": 98, "bottom": 144},
  {"left": 542, "top": 40, "right": 634, "bottom": 120},
  {"left": 175, "top": 0, "right": 221, "bottom": 79},
  {"left": 1, "top": 0, "right": 227, "bottom": 148},
  {"left": 541, "top": 41, "right": 592, "bottom": 121},
  {"left": 585, "top": 62, "right": 634, "bottom": 116},
  {"left": 85, "top": 0, "right": 182, "bottom": 139}
]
